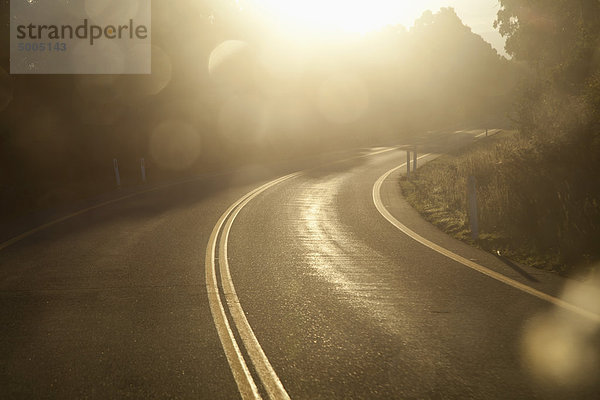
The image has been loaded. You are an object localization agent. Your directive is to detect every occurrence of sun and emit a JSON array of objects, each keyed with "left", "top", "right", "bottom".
[{"left": 243, "top": 0, "right": 425, "bottom": 35}]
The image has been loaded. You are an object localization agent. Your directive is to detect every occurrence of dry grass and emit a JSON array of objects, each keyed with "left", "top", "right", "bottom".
[{"left": 400, "top": 131, "right": 600, "bottom": 276}]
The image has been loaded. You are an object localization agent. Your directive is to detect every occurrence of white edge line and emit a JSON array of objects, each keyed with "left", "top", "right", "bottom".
[
  {"left": 0, "top": 173, "right": 229, "bottom": 252},
  {"left": 372, "top": 158, "right": 600, "bottom": 324},
  {"left": 0, "top": 148, "right": 398, "bottom": 252}
]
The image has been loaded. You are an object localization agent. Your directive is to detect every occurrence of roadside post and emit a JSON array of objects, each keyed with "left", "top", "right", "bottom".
[
  {"left": 413, "top": 148, "right": 417, "bottom": 172},
  {"left": 406, "top": 150, "right": 411, "bottom": 179},
  {"left": 113, "top": 158, "right": 121, "bottom": 187},
  {"left": 140, "top": 158, "right": 146, "bottom": 183},
  {"left": 467, "top": 175, "right": 479, "bottom": 240}
]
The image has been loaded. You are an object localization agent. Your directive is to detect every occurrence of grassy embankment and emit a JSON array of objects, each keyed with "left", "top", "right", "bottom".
[{"left": 400, "top": 130, "right": 600, "bottom": 276}]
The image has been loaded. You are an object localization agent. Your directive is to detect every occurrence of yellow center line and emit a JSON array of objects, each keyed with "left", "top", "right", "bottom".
[
  {"left": 205, "top": 146, "right": 398, "bottom": 399},
  {"left": 206, "top": 174, "right": 297, "bottom": 400}
]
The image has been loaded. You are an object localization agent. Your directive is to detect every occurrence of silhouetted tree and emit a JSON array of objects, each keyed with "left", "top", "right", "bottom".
[{"left": 495, "top": 0, "right": 600, "bottom": 137}]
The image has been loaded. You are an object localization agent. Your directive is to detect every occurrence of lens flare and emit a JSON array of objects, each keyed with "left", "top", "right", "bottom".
[
  {"left": 150, "top": 120, "right": 201, "bottom": 170},
  {"left": 218, "top": 94, "right": 268, "bottom": 144},
  {"left": 317, "top": 74, "right": 369, "bottom": 124},
  {"left": 521, "top": 276, "right": 600, "bottom": 389}
]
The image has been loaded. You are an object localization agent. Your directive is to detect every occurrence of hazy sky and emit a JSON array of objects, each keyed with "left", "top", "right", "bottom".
[
  {"left": 248, "top": 0, "right": 507, "bottom": 56},
  {"left": 427, "top": 0, "right": 506, "bottom": 56},
  {"left": 368, "top": 0, "right": 507, "bottom": 56}
]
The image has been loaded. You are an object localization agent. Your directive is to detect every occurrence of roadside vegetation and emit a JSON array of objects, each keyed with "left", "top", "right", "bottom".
[
  {"left": 401, "top": 0, "right": 600, "bottom": 276},
  {"left": 400, "top": 130, "right": 600, "bottom": 275}
]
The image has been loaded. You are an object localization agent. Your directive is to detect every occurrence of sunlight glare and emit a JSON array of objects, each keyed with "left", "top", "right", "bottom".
[{"left": 245, "top": 0, "right": 425, "bottom": 34}]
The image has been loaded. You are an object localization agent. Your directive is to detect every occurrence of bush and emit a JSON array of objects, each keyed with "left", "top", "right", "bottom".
[{"left": 401, "top": 131, "right": 600, "bottom": 275}]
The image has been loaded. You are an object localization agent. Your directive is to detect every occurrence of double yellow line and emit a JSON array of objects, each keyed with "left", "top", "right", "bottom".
[
  {"left": 205, "top": 173, "right": 300, "bottom": 400},
  {"left": 203, "top": 147, "right": 398, "bottom": 399}
]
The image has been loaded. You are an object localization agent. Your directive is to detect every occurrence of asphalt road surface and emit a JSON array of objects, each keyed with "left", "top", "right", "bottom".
[{"left": 2, "top": 130, "right": 599, "bottom": 399}]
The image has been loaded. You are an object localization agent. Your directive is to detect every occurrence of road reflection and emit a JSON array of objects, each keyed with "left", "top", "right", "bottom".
[{"left": 293, "top": 173, "right": 407, "bottom": 333}]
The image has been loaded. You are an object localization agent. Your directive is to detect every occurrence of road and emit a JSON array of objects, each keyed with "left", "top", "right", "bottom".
[{"left": 1, "top": 130, "right": 599, "bottom": 399}]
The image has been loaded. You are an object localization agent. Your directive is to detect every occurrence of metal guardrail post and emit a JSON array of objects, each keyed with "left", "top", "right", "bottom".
[
  {"left": 467, "top": 175, "right": 479, "bottom": 240},
  {"left": 113, "top": 158, "right": 121, "bottom": 187},
  {"left": 140, "top": 158, "right": 146, "bottom": 183},
  {"left": 413, "top": 148, "right": 417, "bottom": 171}
]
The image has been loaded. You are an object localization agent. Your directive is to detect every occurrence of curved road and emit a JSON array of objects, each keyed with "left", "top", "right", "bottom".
[{"left": 1, "top": 130, "right": 599, "bottom": 399}]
